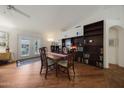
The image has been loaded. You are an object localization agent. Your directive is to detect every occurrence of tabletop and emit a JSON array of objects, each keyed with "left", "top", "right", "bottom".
[{"left": 47, "top": 52, "right": 67, "bottom": 61}]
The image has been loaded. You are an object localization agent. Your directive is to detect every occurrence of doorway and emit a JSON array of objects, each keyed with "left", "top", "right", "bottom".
[
  {"left": 18, "top": 36, "right": 41, "bottom": 60},
  {"left": 108, "top": 25, "right": 124, "bottom": 67}
]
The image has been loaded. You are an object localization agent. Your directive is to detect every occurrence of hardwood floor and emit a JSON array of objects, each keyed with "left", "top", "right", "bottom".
[{"left": 0, "top": 58, "right": 124, "bottom": 88}]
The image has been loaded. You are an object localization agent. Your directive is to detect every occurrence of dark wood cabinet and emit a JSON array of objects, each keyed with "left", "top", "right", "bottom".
[
  {"left": 83, "top": 20, "right": 104, "bottom": 68},
  {"left": 62, "top": 36, "right": 84, "bottom": 62},
  {"left": 62, "top": 36, "right": 84, "bottom": 50},
  {"left": 61, "top": 20, "right": 104, "bottom": 68},
  {"left": 51, "top": 45, "right": 59, "bottom": 53}
]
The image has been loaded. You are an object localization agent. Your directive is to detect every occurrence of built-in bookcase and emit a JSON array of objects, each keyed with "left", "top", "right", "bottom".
[
  {"left": 61, "top": 20, "right": 104, "bottom": 68},
  {"left": 83, "top": 20, "right": 104, "bottom": 68}
]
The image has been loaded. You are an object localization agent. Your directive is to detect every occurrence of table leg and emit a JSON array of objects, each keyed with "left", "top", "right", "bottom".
[{"left": 56, "top": 63, "right": 58, "bottom": 77}]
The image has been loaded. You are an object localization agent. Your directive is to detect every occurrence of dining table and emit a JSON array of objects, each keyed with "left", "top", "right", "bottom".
[{"left": 46, "top": 52, "right": 67, "bottom": 76}]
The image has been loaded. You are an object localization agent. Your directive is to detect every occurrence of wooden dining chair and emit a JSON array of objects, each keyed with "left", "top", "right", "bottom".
[
  {"left": 39, "top": 47, "right": 55, "bottom": 79},
  {"left": 58, "top": 53, "right": 75, "bottom": 80},
  {"left": 44, "top": 47, "right": 48, "bottom": 52},
  {"left": 70, "top": 48, "right": 76, "bottom": 62},
  {"left": 62, "top": 47, "right": 68, "bottom": 54}
]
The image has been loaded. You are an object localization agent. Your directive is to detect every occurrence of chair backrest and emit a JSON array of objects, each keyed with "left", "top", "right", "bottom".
[
  {"left": 42, "top": 47, "right": 48, "bottom": 52},
  {"left": 39, "top": 47, "right": 48, "bottom": 66},
  {"left": 62, "top": 47, "right": 68, "bottom": 54},
  {"left": 70, "top": 49, "right": 76, "bottom": 61},
  {"left": 67, "top": 53, "right": 74, "bottom": 67}
]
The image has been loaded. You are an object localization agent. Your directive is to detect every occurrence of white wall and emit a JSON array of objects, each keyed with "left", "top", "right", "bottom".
[
  {"left": 17, "top": 30, "right": 42, "bottom": 60},
  {"left": 41, "top": 30, "right": 62, "bottom": 51},
  {"left": 0, "top": 14, "right": 59, "bottom": 60},
  {"left": 0, "top": 25, "right": 43, "bottom": 60},
  {"left": 62, "top": 26, "right": 83, "bottom": 38},
  {"left": 118, "top": 28, "right": 124, "bottom": 67}
]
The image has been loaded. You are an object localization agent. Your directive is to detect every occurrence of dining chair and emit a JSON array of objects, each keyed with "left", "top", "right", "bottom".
[
  {"left": 70, "top": 48, "right": 76, "bottom": 62},
  {"left": 39, "top": 47, "right": 55, "bottom": 79},
  {"left": 62, "top": 47, "right": 68, "bottom": 54},
  {"left": 58, "top": 53, "right": 75, "bottom": 80},
  {"left": 41, "top": 47, "right": 48, "bottom": 52}
]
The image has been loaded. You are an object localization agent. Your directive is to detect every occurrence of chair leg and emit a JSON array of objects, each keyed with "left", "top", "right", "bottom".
[
  {"left": 56, "top": 64, "right": 58, "bottom": 77},
  {"left": 72, "top": 65, "right": 75, "bottom": 76},
  {"left": 40, "top": 65, "right": 43, "bottom": 74},
  {"left": 67, "top": 69, "right": 70, "bottom": 80},
  {"left": 45, "top": 68, "right": 48, "bottom": 79}
]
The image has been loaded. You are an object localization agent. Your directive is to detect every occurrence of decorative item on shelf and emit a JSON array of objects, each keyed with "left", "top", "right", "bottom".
[
  {"left": 62, "top": 47, "right": 68, "bottom": 54},
  {"left": 71, "top": 45, "right": 77, "bottom": 49},
  {"left": 77, "top": 47, "right": 83, "bottom": 52},
  {"left": 84, "top": 54, "right": 90, "bottom": 58},
  {"left": 6, "top": 46, "right": 10, "bottom": 53},
  {"left": 79, "top": 43, "right": 82, "bottom": 47},
  {"left": 85, "top": 59, "right": 89, "bottom": 64},
  {"left": 55, "top": 42, "right": 59, "bottom": 46},
  {"left": 100, "top": 48, "right": 103, "bottom": 54},
  {"left": 76, "top": 32, "right": 79, "bottom": 36},
  {"left": 89, "top": 39, "right": 93, "bottom": 43},
  {"left": 84, "top": 40, "right": 86, "bottom": 44},
  {"left": 51, "top": 42, "right": 55, "bottom": 45},
  {"left": 96, "top": 61, "right": 99, "bottom": 66},
  {"left": 83, "top": 54, "right": 90, "bottom": 64},
  {"left": 62, "top": 43, "right": 65, "bottom": 46},
  {"left": 99, "top": 56, "right": 103, "bottom": 61},
  {"left": 76, "top": 31, "right": 82, "bottom": 36},
  {"left": 99, "top": 62, "right": 103, "bottom": 68}
]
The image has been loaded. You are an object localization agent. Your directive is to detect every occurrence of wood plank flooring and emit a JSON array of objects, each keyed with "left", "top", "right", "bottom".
[{"left": 0, "top": 58, "right": 124, "bottom": 88}]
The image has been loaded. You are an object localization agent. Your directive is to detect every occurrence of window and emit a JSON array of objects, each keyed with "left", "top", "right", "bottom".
[
  {"left": 21, "top": 39, "right": 30, "bottom": 56},
  {"left": 18, "top": 36, "right": 41, "bottom": 59}
]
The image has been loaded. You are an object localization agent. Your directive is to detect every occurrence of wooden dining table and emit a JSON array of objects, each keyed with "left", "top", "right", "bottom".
[{"left": 46, "top": 52, "right": 67, "bottom": 76}]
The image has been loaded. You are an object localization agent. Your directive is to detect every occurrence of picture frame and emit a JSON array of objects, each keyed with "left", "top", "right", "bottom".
[
  {"left": 109, "top": 39, "right": 118, "bottom": 47},
  {"left": 0, "top": 31, "right": 9, "bottom": 50}
]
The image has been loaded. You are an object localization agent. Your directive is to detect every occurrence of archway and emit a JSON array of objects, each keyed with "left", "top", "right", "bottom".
[{"left": 108, "top": 25, "right": 124, "bottom": 67}]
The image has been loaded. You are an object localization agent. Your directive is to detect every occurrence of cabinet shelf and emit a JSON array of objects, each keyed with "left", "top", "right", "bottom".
[
  {"left": 84, "top": 33, "right": 103, "bottom": 37},
  {"left": 84, "top": 27, "right": 103, "bottom": 32}
]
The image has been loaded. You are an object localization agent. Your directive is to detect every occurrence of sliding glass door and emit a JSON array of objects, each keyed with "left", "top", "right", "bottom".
[
  {"left": 18, "top": 36, "right": 41, "bottom": 60},
  {"left": 21, "top": 39, "right": 30, "bottom": 57}
]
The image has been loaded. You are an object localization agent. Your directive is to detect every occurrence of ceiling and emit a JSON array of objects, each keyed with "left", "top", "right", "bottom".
[{"left": 0, "top": 5, "right": 117, "bottom": 32}]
